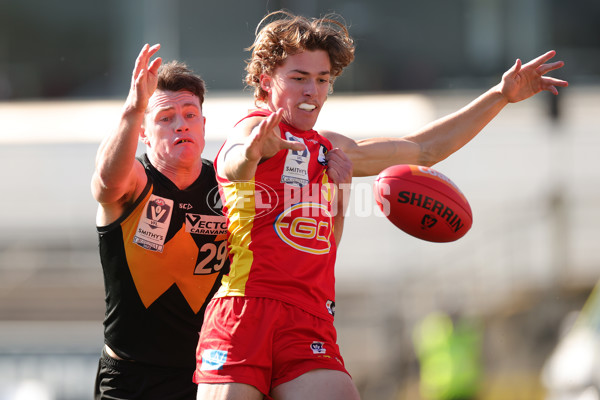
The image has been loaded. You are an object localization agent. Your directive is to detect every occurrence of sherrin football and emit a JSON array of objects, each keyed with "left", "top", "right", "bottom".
[{"left": 374, "top": 164, "right": 472, "bottom": 242}]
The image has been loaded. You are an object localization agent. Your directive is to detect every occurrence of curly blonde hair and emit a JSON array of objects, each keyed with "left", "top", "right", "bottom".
[{"left": 245, "top": 10, "right": 355, "bottom": 104}]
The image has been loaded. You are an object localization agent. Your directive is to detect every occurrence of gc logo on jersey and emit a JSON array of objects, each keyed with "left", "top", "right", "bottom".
[{"left": 273, "top": 203, "right": 332, "bottom": 255}]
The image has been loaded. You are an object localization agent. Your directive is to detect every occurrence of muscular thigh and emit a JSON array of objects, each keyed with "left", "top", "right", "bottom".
[
  {"left": 270, "top": 369, "right": 360, "bottom": 400},
  {"left": 196, "top": 382, "right": 264, "bottom": 400}
]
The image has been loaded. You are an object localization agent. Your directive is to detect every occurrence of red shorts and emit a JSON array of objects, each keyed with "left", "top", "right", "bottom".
[{"left": 193, "top": 296, "right": 349, "bottom": 395}]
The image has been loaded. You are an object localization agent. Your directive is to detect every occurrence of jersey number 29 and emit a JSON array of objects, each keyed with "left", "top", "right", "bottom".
[{"left": 194, "top": 241, "right": 228, "bottom": 275}]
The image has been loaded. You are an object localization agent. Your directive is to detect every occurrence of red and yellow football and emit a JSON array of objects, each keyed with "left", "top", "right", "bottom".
[{"left": 374, "top": 164, "right": 472, "bottom": 242}]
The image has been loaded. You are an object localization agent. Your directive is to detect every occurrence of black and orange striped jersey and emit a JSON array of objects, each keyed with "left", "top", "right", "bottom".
[{"left": 98, "top": 154, "right": 228, "bottom": 368}]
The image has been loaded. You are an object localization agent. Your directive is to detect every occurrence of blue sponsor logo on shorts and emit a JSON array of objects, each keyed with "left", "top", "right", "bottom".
[{"left": 201, "top": 349, "right": 228, "bottom": 371}]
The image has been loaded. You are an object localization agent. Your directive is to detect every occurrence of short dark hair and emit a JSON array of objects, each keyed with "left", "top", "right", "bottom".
[{"left": 157, "top": 61, "right": 206, "bottom": 105}]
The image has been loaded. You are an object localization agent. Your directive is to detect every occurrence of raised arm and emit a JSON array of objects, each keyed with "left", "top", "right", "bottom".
[
  {"left": 324, "top": 50, "right": 568, "bottom": 177},
  {"left": 91, "top": 44, "right": 162, "bottom": 223}
]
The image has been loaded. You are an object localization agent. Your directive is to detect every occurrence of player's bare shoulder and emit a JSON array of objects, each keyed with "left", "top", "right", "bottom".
[
  {"left": 94, "top": 159, "right": 148, "bottom": 226},
  {"left": 237, "top": 114, "right": 269, "bottom": 136},
  {"left": 319, "top": 130, "right": 357, "bottom": 152},
  {"left": 216, "top": 115, "right": 269, "bottom": 178}
]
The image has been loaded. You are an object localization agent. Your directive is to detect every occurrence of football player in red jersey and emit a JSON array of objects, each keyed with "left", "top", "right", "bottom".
[{"left": 195, "top": 11, "right": 567, "bottom": 400}]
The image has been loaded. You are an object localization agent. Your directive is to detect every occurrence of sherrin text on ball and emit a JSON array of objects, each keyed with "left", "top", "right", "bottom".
[{"left": 374, "top": 164, "right": 473, "bottom": 242}]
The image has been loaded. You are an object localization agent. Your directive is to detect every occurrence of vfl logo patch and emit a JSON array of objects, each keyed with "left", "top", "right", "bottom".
[
  {"left": 289, "top": 135, "right": 309, "bottom": 162},
  {"left": 311, "top": 341, "right": 327, "bottom": 354},
  {"left": 147, "top": 197, "right": 171, "bottom": 227},
  {"left": 133, "top": 194, "right": 173, "bottom": 252},
  {"left": 282, "top": 132, "right": 309, "bottom": 187},
  {"left": 421, "top": 214, "right": 438, "bottom": 230},
  {"left": 201, "top": 349, "right": 228, "bottom": 371}
]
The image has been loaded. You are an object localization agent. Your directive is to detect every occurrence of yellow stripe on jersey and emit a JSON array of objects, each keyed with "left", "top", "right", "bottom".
[{"left": 214, "top": 180, "right": 257, "bottom": 298}]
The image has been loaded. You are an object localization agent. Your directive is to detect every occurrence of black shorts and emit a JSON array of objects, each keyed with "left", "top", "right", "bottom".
[{"left": 94, "top": 347, "right": 197, "bottom": 400}]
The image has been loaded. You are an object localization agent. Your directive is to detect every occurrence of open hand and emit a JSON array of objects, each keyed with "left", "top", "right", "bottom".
[
  {"left": 125, "top": 44, "right": 162, "bottom": 112},
  {"left": 244, "top": 108, "right": 306, "bottom": 163},
  {"left": 500, "top": 50, "right": 568, "bottom": 103}
]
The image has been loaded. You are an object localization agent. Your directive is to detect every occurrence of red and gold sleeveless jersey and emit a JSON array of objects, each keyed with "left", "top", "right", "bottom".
[{"left": 214, "top": 110, "right": 338, "bottom": 321}]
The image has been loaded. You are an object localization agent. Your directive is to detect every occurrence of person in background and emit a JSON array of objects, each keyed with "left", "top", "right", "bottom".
[{"left": 413, "top": 311, "right": 484, "bottom": 400}]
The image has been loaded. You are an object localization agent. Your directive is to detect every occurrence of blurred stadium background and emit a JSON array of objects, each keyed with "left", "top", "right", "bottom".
[{"left": 1, "top": 0, "right": 599, "bottom": 399}]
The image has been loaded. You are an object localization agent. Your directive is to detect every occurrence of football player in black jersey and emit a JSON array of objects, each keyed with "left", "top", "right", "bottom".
[{"left": 91, "top": 44, "right": 228, "bottom": 400}]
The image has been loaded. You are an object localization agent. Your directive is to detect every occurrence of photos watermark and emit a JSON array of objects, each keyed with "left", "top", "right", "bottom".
[{"left": 206, "top": 181, "right": 392, "bottom": 220}]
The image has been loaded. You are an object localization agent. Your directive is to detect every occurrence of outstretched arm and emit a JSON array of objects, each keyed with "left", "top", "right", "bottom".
[
  {"left": 324, "top": 50, "right": 568, "bottom": 177},
  {"left": 91, "top": 44, "right": 162, "bottom": 221}
]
